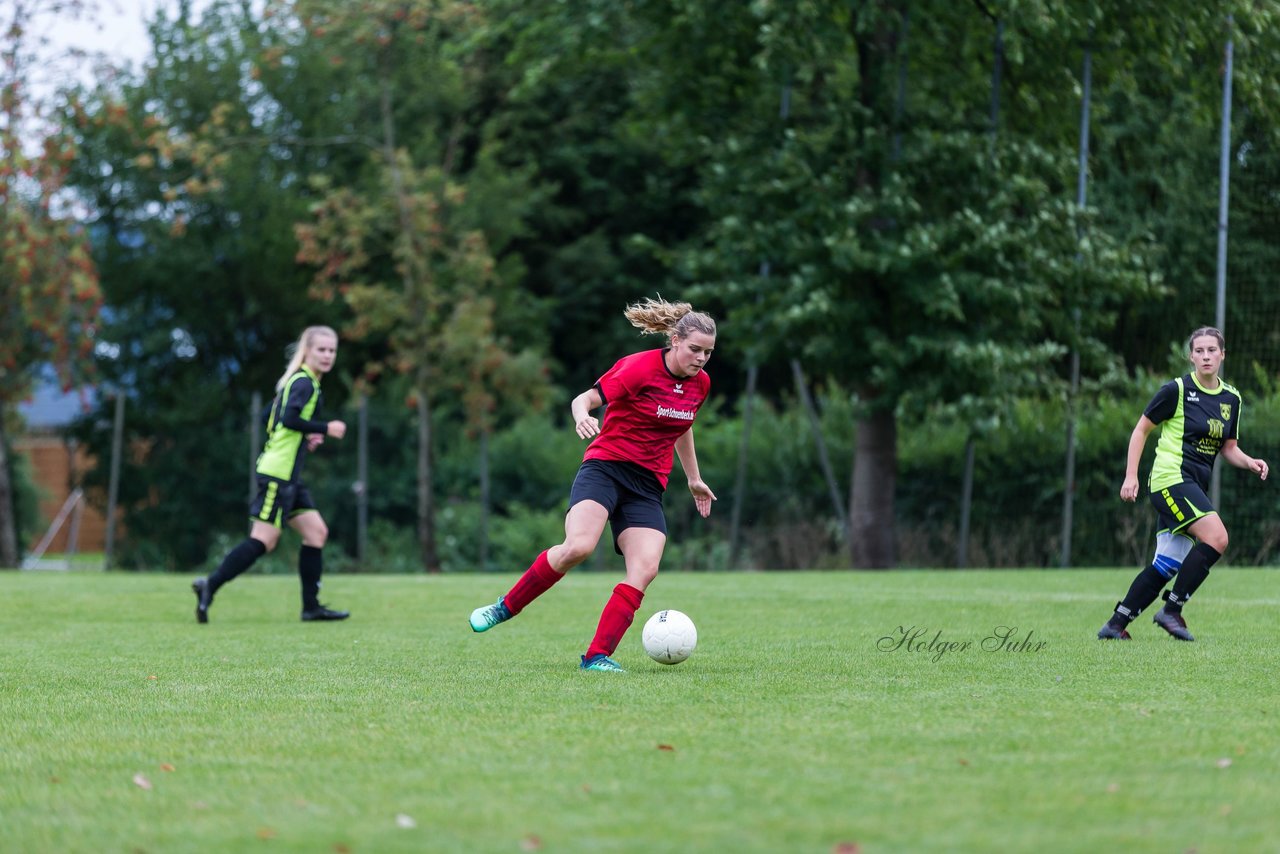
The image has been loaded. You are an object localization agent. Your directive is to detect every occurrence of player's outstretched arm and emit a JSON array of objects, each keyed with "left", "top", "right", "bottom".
[
  {"left": 675, "top": 428, "right": 716, "bottom": 518},
  {"left": 1221, "top": 440, "right": 1269, "bottom": 481}
]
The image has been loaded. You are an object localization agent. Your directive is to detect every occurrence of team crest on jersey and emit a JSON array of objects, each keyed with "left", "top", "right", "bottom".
[
  {"left": 674, "top": 383, "right": 684, "bottom": 394},
  {"left": 1221, "top": 403, "right": 1232, "bottom": 420}
]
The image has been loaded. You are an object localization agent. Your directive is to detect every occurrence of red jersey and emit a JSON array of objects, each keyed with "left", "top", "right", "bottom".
[{"left": 583, "top": 348, "right": 711, "bottom": 488}]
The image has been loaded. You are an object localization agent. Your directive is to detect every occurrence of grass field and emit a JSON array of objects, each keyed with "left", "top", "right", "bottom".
[{"left": 2, "top": 568, "right": 1277, "bottom": 853}]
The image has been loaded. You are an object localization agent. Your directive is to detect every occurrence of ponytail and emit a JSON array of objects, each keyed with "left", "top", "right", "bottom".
[{"left": 623, "top": 296, "right": 716, "bottom": 340}]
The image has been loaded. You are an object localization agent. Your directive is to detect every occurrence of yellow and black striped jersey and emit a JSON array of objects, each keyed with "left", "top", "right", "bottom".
[
  {"left": 256, "top": 366, "right": 328, "bottom": 483},
  {"left": 1145, "top": 373, "right": 1241, "bottom": 493}
]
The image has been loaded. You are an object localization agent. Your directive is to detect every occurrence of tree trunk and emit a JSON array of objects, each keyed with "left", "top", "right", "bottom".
[
  {"left": 0, "top": 399, "right": 19, "bottom": 568},
  {"left": 848, "top": 407, "right": 897, "bottom": 568},
  {"left": 416, "top": 378, "right": 440, "bottom": 572}
]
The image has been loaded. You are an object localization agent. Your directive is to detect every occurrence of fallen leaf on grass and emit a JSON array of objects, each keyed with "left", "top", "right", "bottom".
[
  {"left": 957, "top": 758, "right": 969, "bottom": 766},
  {"left": 334, "top": 845, "right": 351, "bottom": 854},
  {"left": 133, "top": 773, "right": 152, "bottom": 790},
  {"left": 50, "top": 776, "right": 61, "bottom": 784},
  {"left": 256, "top": 828, "right": 277, "bottom": 840},
  {"left": 395, "top": 814, "right": 417, "bottom": 829},
  {"left": 833, "top": 844, "right": 861, "bottom": 854},
  {"left": 657, "top": 744, "right": 675, "bottom": 752},
  {"left": 160, "top": 763, "right": 175, "bottom": 772},
  {"left": 521, "top": 835, "right": 542, "bottom": 851},
  {"left": 147, "top": 675, "right": 157, "bottom": 680}
]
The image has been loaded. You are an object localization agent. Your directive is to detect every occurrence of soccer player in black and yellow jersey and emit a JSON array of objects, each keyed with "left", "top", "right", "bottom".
[
  {"left": 1098, "top": 327, "right": 1268, "bottom": 641},
  {"left": 192, "top": 326, "right": 350, "bottom": 623}
]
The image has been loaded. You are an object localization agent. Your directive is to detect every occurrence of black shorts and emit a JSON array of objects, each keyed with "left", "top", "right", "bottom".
[
  {"left": 248, "top": 474, "right": 317, "bottom": 528},
  {"left": 1148, "top": 481, "right": 1217, "bottom": 535},
  {"left": 569, "top": 459, "right": 666, "bottom": 554}
]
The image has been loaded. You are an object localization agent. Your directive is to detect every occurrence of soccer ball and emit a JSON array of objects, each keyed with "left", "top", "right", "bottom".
[{"left": 641, "top": 609, "right": 698, "bottom": 665}]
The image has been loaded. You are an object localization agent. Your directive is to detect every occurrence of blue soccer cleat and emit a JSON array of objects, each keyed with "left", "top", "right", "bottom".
[
  {"left": 580, "top": 654, "right": 626, "bottom": 673},
  {"left": 469, "top": 597, "right": 513, "bottom": 633}
]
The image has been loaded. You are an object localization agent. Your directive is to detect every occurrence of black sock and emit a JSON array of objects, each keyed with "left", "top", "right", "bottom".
[
  {"left": 1165, "top": 543, "right": 1221, "bottom": 613},
  {"left": 1110, "top": 564, "right": 1169, "bottom": 626},
  {"left": 299, "top": 545, "right": 323, "bottom": 610},
  {"left": 208, "top": 538, "right": 267, "bottom": 594}
]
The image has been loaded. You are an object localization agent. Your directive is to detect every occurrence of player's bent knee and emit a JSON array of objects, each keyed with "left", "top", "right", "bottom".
[
  {"left": 631, "top": 566, "right": 660, "bottom": 588},
  {"left": 1152, "top": 554, "right": 1181, "bottom": 578},
  {"left": 560, "top": 538, "right": 598, "bottom": 566},
  {"left": 1153, "top": 531, "right": 1194, "bottom": 578}
]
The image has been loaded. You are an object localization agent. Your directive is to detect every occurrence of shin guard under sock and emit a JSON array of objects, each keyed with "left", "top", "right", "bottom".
[
  {"left": 1111, "top": 563, "right": 1168, "bottom": 627},
  {"left": 504, "top": 550, "right": 565, "bottom": 615},
  {"left": 585, "top": 583, "right": 645, "bottom": 659},
  {"left": 1165, "top": 543, "right": 1221, "bottom": 613},
  {"left": 299, "top": 545, "right": 323, "bottom": 611},
  {"left": 208, "top": 538, "right": 267, "bottom": 594}
]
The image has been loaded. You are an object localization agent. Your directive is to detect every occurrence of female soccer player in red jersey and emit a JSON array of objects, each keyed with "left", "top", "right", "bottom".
[{"left": 468, "top": 297, "right": 717, "bottom": 671}]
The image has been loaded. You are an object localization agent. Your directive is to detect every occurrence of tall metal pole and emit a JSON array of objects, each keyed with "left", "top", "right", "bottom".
[
  {"left": 249, "top": 391, "right": 262, "bottom": 510},
  {"left": 1060, "top": 40, "right": 1092, "bottom": 568},
  {"left": 357, "top": 393, "right": 369, "bottom": 566},
  {"left": 102, "top": 392, "right": 124, "bottom": 571},
  {"left": 729, "top": 266, "right": 764, "bottom": 570},
  {"left": 729, "top": 79, "right": 792, "bottom": 568},
  {"left": 1211, "top": 21, "right": 1234, "bottom": 509}
]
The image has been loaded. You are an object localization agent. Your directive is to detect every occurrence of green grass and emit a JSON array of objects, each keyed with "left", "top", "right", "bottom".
[{"left": 1, "top": 569, "right": 1277, "bottom": 853}]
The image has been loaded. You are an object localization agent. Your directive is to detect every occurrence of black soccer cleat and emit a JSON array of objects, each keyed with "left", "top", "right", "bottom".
[
  {"left": 192, "top": 577, "right": 212, "bottom": 624},
  {"left": 1097, "top": 623, "right": 1131, "bottom": 640},
  {"left": 1152, "top": 607, "right": 1195, "bottom": 641},
  {"left": 301, "top": 604, "right": 350, "bottom": 622}
]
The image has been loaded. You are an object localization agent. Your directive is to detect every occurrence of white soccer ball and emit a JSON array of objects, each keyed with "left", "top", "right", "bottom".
[{"left": 642, "top": 609, "right": 698, "bottom": 665}]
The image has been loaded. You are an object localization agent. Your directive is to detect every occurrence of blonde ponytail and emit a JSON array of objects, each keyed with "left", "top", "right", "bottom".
[{"left": 623, "top": 296, "right": 716, "bottom": 340}]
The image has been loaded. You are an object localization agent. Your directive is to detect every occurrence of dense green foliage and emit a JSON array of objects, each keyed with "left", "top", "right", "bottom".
[
  {"left": 21, "top": 0, "right": 1280, "bottom": 569},
  {"left": 4, "top": 571, "right": 1280, "bottom": 851}
]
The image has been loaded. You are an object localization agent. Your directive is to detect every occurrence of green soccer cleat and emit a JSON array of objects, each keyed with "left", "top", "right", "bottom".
[
  {"left": 469, "top": 597, "right": 513, "bottom": 633},
  {"left": 580, "top": 654, "right": 626, "bottom": 673}
]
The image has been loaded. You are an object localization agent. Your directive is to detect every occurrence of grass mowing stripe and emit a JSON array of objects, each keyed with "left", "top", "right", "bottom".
[{"left": 1, "top": 569, "right": 1276, "bottom": 853}]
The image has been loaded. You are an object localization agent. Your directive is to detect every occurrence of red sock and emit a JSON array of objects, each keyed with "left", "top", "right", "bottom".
[
  {"left": 585, "top": 583, "right": 644, "bottom": 659},
  {"left": 504, "top": 550, "right": 564, "bottom": 615}
]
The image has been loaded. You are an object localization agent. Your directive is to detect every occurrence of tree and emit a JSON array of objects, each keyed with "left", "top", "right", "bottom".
[
  {"left": 437, "top": 295, "right": 550, "bottom": 569},
  {"left": 290, "top": 0, "right": 544, "bottom": 570},
  {"left": 61, "top": 0, "right": 354, "bottom": 567},
  {"left": 614, "top": 0, "right": 1165, "bottom": 566},
  {"left": 0, "top": 0, "right": 103, "bottom": 567}
]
